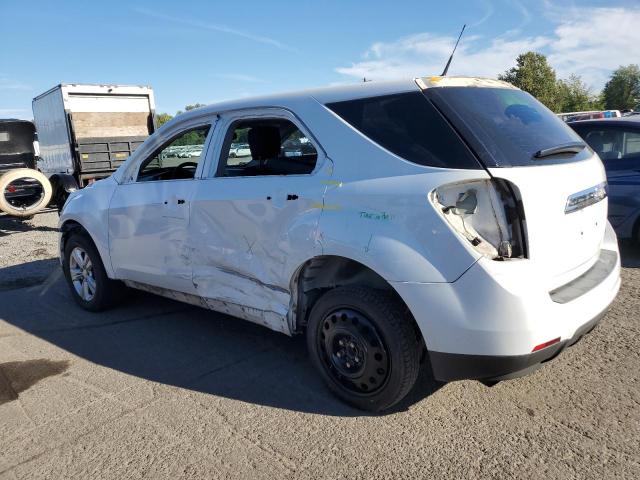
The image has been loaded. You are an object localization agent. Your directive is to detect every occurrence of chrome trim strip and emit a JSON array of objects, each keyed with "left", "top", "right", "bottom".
[{"left": 565, "top": 181, "right": 607, "bottom": 214}]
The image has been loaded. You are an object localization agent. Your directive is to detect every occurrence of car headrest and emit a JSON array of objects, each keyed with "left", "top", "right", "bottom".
[
  {"left": 248, "top": 126, "right": 280, "bottom": 160},
  {"left": 588, "top": 134, "right": 604, "bottom": 154},
  {"left": 601, "top": 130, "right": 619, "bottom": 146}
]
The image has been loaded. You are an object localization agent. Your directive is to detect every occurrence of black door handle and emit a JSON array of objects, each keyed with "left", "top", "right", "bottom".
[
  {"left": 286, "top": 194, "right": 298, "bottom": 201},
  {"left": 177, "top": 199, "right": 186, "bottom": 205}
]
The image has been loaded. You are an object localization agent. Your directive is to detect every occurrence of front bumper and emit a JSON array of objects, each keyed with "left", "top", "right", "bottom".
[{"left": 392, "top": 222, "right": 621, "bottom": 382}]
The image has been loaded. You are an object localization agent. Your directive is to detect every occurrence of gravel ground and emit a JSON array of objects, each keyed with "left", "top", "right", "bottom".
[
  {"left": 0, "top": 212, "right": 639, "bottom": 479},
  {"left": 0, "top": 210, "right": 59, "bottom": 290}
]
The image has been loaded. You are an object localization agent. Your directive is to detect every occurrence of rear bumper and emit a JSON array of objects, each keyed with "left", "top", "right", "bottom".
[
  {"left": 391, "top": 221, "right": 621, "bottom": 382},
  {"left": 429, "top": 308, "right": 604, "bottom": 382}
]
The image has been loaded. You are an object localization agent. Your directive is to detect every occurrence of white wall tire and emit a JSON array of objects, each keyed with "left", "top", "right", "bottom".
[{"left": 0, "top": 168, "right": 52, "bottom": 217}]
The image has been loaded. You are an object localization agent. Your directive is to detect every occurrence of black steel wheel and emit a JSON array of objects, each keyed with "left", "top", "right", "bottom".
[
  {"left": 307, "top": 286, "right": 421, "bottom": 412},
  {"left": 317, "top": 308, "right": 390, "bottom": 395}
]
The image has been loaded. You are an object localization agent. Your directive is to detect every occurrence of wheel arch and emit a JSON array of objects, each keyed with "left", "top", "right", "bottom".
[
  {"left": 288, "top": 254, "right": 424, "bottom": 345},
  {"left": 59, "top": 218, "right": 115, "bottom": 278}
]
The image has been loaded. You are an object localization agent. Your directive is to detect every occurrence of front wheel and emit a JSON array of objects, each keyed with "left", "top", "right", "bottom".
[
  {"left": 306, "top": 286, "right": 421, "bottom": 412},
  {"left": 62, "top": 232, "right": 124, "bottom": 311}
]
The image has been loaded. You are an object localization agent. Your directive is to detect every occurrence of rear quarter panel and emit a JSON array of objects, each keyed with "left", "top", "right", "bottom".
[{"left": 301, "top": 99, "right": 486, "bottom": 283}]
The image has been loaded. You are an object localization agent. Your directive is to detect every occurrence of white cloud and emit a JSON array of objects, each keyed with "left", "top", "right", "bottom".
[
  {"left": 133, "top": 8, "right": 294, "bottom": 52},
  {"left": 548, "top": 8, "right": 640, "bottom": 89},
  {"left": 0, "top": 77, "right": 31, "bottom": 91},
  {"left": 336, "top": 6, "right": 640, "bottom": 91},
  {"left": 336, "top": 32, "right": 549, "bottom": 81},
  {"left": 0, "top": 108, "right": 29, "bottom": 119}
]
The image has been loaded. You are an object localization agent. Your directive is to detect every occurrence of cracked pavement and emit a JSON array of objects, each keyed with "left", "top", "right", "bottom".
[{"left": 0, "top": 211, "right": 639, "bottom": 479}]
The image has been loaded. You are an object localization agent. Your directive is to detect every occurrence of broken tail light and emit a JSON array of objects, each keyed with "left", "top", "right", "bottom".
[{"left": 431, "top": 179, "right": 526, "bottom": 260}]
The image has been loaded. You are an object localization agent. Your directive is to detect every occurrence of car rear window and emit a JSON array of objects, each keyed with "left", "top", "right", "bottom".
[
  {"left": 425, "top": 87, "right": 591, "bottom": 167},
  {"left": 325, "top": 92, "right": 481, "bottom": 169}
]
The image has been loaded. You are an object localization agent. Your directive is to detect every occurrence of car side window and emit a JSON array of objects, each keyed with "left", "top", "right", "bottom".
[
  {"left": 624, "top": 131, "right": 640, "bottom": 156},
  {"left": 581, "top": 127, "right": 640, "bottom": 162},
  {"left": 217, "top": 118, "right": 317, "bottom": 177},
  {"left": 137, "top": 125, "right": 211, "bottom": 182}
]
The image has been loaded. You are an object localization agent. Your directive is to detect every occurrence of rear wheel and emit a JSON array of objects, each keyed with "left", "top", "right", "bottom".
[
  {"left": 306, "top": 286, "right": 421, "bottom": 412},
  {"left": 62, "top": 232, "right": 124, "bottom": 311}
]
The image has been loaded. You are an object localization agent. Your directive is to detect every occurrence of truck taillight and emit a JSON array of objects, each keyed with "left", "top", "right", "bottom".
[{"left": 431, "top": 179, "right": 526, "bottom": 260}]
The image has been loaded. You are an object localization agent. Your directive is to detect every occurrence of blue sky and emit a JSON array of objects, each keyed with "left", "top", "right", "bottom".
[{"left": 1, "top": 0, "right": 639, "bottom": 119}]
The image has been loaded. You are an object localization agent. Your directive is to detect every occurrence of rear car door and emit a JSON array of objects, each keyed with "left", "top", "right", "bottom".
[
  {"left": 108, "top": 120, "right": 215, "bottom": 293},
  {"left": 187, "top": 109, "right": 332, "bottom": 332}
]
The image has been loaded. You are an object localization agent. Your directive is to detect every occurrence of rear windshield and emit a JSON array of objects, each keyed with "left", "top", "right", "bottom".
[
  {"left": 326, "top": 92, "right": 481, "bottom": 169},
  {"left": 425, "top": 87, "right": 591, "bottom": 167}
]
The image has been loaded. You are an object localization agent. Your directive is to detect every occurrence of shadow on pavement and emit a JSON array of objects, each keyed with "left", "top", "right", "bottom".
[
  {"left": 0, "top": 258, "right": 59, "bottom": 290},
  {"left": 0, "top": 267, "right": 442, "bottom": 416},
  {"left": 0, "top": 210, "right": 58, "bottom": 237},
  {"left": 619, "top": 240, "right": 640, "bottom": 268}
]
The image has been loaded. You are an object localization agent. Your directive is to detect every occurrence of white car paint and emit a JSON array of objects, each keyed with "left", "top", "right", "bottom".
[{"left": 59, "top": 77, "right": 620, "bottom": 370}]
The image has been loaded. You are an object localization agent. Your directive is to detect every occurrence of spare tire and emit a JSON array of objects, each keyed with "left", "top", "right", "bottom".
[{"left": 0, "top": 168, "right": 52, "bottom": 217}]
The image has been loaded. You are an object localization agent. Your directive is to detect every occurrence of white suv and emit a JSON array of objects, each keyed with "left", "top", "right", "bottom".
[{"left": 59, "top": 77, "right": 621, "bottom": 411}]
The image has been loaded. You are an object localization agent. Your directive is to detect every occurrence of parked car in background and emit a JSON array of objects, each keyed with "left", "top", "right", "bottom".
[
  {"left": 229, "top": 143, "right": 250, "bottom": 158},
  {"left": 58, "top": 76, "right": 620, "bottom": 411},
  {"left": 558, "top": 110, "right": 621, "bottom": 122},
  {"left": 569, "top": 117, "right": 640, "bottom": 244}
]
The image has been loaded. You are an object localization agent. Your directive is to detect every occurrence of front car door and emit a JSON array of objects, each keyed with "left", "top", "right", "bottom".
[
  {"left": 188, "top": 108, "right": 333, "bottom": 333},
  {"left": 108, "top": 117, "right": 215, "bottom": 293}
]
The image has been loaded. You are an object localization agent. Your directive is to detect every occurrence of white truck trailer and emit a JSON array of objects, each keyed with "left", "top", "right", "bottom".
[{"left": 32, "top": 83, "right": 156, "bottom": 205}]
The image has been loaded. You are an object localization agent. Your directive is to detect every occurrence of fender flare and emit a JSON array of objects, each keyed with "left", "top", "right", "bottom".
[{"left": 50, "top": 173, "right": 79, "bottom": 194}]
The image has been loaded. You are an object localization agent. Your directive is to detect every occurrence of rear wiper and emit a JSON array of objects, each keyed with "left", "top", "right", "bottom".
[{"left": 534, "top": 141, "right": 586, "bottom": 159}]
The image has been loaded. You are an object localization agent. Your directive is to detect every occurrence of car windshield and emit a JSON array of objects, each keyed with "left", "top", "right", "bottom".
[{"left": 425, "top": 87, "right": 592, "bottom": 167}]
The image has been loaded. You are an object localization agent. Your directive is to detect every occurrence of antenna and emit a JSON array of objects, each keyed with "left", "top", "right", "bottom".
[{"left": 441, "top": 24, "right": 466, "bottom": 76}]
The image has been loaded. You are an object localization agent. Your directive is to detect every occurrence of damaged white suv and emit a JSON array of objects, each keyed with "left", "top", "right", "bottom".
[{"left": 59, "top": 77, "right": 621, "bottom": 411}]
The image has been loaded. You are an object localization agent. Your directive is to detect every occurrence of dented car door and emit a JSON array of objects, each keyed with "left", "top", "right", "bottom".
[
  {"left": 108, "top": 121, "right": 215, "bottom": 293},
  {"left": 187, "top": 111, "right": 332, "bottom": 333}
]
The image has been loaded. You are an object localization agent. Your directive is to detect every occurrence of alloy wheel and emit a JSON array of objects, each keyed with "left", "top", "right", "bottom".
[{"left": 69, "top": 246, "right": 96, "bottom": 301}]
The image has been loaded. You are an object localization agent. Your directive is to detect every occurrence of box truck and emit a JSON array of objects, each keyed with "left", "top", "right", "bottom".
[{"left": 32, "top": 83, "right": 156, "bottom": 206}]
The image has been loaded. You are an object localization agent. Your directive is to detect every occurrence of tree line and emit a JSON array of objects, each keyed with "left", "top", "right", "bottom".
[
  {"left": 499, "top": 52, "right": 640, "bottom": 113},
  {"left": 155, "top": 103, "right": 206, "bottom": 128}
]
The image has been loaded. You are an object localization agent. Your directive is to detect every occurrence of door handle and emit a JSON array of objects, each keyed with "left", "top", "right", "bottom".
[
  {"left": 286, "top": 194, "right": 298, "bottom": 201},
  {"left": 177, "top": 199, "right": 186, "bottom": 205}
]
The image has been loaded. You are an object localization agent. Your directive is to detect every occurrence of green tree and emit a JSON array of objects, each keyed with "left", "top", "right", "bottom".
[
  {"left": 602, "top": 65, "right": 640, "bottom": 110},
  {"left": 556, "top": 74, "right": 597, "bottom": 113},
  {"left": 499, "top": 52, "right": 559, "bottom": 110},
  {"left": 177, "top": 103, "right": 207, "bottom": 115},
  {"left": 156, "top": 112, "right": 173, "bottom": 128},
  {"left": 185, "top": 103, "right": 206, "bottom": 111}
]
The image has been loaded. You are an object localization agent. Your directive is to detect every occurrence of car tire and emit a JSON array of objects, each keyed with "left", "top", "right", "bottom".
[
  {"left": 306, "top": 286, "right": 421, "bottom": 412},
  {"left": 0, "top": 168, "right": 52, "bottom": 217},
  {"left": 62, "top": 231, "right": 125, "bottom": 311}
]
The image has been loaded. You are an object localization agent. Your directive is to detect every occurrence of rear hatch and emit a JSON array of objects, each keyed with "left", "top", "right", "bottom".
[{"left": 422, "top": 80, "right": 608, "bottom": 287}]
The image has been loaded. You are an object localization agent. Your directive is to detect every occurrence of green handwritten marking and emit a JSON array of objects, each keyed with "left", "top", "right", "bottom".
[
  {"left": 321, "top": 180, "right": 343, "bottom": 186},
  {"left": 359, "top": 211, "right": 394, "bottom": 221}
]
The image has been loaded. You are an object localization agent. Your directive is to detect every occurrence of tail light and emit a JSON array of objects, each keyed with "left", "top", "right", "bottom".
[{"left": 431, "top": 179, "right": 526, "bottom": 260}]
